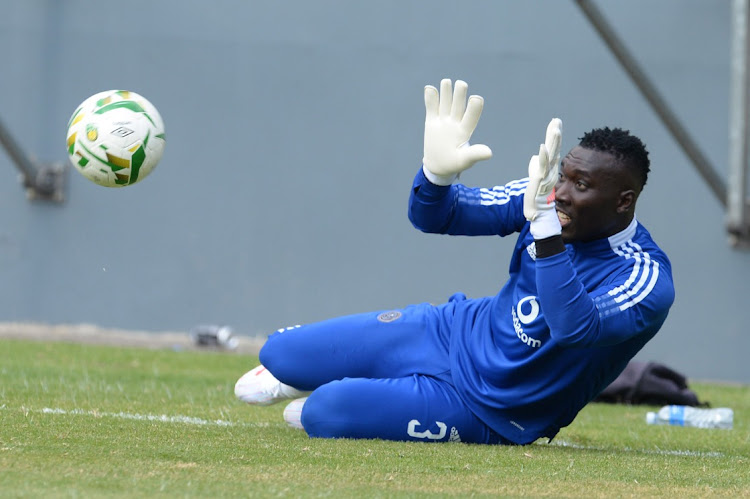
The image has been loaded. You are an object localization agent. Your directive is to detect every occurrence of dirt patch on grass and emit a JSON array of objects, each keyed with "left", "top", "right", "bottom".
[{"left": 0, "top": 322, "right": 264, "bottom": 355}]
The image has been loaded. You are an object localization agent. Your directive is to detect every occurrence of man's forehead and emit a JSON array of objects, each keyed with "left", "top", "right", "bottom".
[
  {"left": 562, "top": 146, "right": 617, "bottom": 170},
  {"left": 561, "top": 147, "right": 627, "bottom": 186}
]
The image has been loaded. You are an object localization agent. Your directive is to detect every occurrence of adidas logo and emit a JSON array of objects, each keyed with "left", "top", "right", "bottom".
[{"left": 449, "top": 426, "right": 461, "bottom": 443}]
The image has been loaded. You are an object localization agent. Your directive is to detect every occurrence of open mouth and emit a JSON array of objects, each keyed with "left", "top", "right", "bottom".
[{"left": 557, "top": 210, "right": 571, "bottom": 228}]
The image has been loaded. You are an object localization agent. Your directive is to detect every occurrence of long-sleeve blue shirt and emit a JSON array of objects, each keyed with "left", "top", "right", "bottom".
[{"left": 408, "top": 169, "right": 675, "bottom": 444}]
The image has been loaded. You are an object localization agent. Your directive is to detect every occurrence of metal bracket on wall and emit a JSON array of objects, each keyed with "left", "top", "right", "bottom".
[
  {"left": 0, "top": 115, "right": 66, "bottom": 203},
  {"left": 728, "top": 201, "right": 750, "bottom": 248},
  {"left": 575, "top": 0, "right": 750, "bottom": 248}
]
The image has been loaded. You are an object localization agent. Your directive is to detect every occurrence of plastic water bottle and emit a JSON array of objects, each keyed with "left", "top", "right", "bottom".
[{"left": 646, "top": 405, "right": 733, "bottom": 429}]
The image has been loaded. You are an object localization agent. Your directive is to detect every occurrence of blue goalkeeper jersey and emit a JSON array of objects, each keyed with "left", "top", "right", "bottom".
[{"left": 408, "top": 169, "right": 675, "bottom": 444}]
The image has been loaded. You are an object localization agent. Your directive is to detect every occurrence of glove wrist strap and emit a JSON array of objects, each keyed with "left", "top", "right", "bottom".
[
  {"left": 529, "top": 207, "right": 562, "bottom": 240},
  {"left": 535, "top": 235, "right": 566, "bottom": 258},
  {"left": 422, "top": 164, "right": 457, "bottom": 186}
]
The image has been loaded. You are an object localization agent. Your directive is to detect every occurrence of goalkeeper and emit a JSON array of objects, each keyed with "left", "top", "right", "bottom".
[{"left": 234, "top": 79, "right": 675, "bottom": 445}]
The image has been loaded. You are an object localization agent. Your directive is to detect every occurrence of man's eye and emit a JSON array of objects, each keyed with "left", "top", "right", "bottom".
[{"left": 576, "top": 181, "right": 588, "bottom": 189}]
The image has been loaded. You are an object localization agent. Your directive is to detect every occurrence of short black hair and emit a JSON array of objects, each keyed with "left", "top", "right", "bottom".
[{"left": 578, "top": 127, "right": 650, "bottom": 189}]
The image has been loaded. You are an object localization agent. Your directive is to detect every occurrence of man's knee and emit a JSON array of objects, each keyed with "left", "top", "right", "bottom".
[
  {"left": 258, "top": 330, "right": 294, "bottom": 377},
  {"left": 257, "top": 334, "right": 277, "bottom": 369},
  {"left": 300, "top": 382, "right": 360, "bottom": 439}
]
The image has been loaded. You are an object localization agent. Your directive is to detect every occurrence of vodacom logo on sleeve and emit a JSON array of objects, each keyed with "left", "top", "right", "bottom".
[{"left": 511, "top": 296, "right": 543, "bottom": 348}]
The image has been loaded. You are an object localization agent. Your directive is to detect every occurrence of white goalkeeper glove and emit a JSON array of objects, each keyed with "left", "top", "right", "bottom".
[
  {"left": 524, "top": 118, "right": 563, "bottom": 240},
  {"left": 422, "top": 79, "right": 493, "bottom": 186}
]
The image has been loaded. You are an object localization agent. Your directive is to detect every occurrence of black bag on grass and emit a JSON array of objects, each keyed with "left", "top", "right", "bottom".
[{"left": 594, "top": 361, "right": 708, "bottom": 407}]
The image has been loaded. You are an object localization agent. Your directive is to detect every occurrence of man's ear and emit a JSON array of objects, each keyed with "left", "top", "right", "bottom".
[{"left": 617, "top": 190, "right": 636, "bottom": 214}]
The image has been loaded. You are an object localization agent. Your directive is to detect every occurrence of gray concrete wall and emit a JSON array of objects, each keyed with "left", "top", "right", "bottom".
[{"left": 1, "top": 0, "right": 748, "bottom": 383}]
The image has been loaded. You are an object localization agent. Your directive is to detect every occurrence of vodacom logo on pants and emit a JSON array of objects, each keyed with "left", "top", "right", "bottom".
[{"left": 512, "top": 296, "right": 543, "bottom": 348}]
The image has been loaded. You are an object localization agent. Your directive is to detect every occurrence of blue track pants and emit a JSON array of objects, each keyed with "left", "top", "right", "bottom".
[{"left": 259, "top": 300, "right": 509, "bottom": 445}]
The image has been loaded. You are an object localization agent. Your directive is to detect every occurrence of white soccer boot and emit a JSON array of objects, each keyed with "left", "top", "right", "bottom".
[
  {"left": 282, "top": 397, "right": 308, "bottom": 430},
  {"left": 234, "top": 365, "right": 309, "bottom": 406}
]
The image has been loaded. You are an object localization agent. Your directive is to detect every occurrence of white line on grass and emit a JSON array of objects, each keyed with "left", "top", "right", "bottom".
[
  {"left": 7, "top": 406, "right": 270, "bottom": 428},
  {"left": 3, "top": 406, "right": 726, "bottom": 457},
  {"left": 543, "top": 439, "right": 724, "bottom": 458}
]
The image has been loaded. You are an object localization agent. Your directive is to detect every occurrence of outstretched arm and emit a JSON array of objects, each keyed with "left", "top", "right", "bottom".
[
  {"left": 408, "top": 170, "right": 528, "bottom": 236},
  {"left": 409, "top": 78, "right": 526, "bottom": 236}
]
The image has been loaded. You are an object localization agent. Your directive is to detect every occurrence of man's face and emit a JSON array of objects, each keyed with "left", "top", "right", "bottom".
[{"left": 554, "top": 146, "right": 631, "bottom": 242}]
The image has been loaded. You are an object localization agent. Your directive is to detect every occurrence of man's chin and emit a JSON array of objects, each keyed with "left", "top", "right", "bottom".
[{"left": 560, "top": 225, "right": 575, "bottom": 243}]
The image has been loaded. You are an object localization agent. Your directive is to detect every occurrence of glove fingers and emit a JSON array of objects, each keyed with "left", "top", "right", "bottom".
[
  {"left": 424, "top": 85, "right": 439, "bottom": 120},
  {"left": 537, "top": 144, "right": 549, "bottom": 177},
  {"left": 460, "top": 143, "right": 493, "bottom": 165},
  {"left": 460, "top": 95, "right": 485, "bottom": 135},
  {"left": 545, "top": 118, "right": 562, "bottom": 141},
  {"left": 527, "top": 145, "right": 551, "bottom": 184},
  {"left": 525, "top": 122, "right": 562, "bottom": 224},
  {"left": 451, "top": 80, "right": 468, "bottom": 121},
  {"left": 545, "top": 118, "right": 563, "bottom": 165},
  {"left": 547, "top": 133, "right": 561, "bottom": 165},
  {"left": 523, "top": 173, "right": 542, "bottom": 221},
  {"left": 527, "top": 154, "right": 540, "bottom": 179},
  {"left": 438, "top": 79, "right": 453, "bottom": 117},
  {"left": 539, "top": 142, "right": 558, "bottom": 192}
]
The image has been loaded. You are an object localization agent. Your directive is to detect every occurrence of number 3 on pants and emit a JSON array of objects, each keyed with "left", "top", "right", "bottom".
[{"left": 407, "top": 419, "right": 447, "bottom": 440}]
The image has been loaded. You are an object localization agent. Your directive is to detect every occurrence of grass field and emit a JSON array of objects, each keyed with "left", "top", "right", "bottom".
[{"left": 1, "top": 338, "right": 748, "bottom": 498}]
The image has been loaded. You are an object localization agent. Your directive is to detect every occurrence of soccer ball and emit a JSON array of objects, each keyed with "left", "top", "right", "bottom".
[{"left": 65, "top": 90, "right": 165, "bottom": 187}]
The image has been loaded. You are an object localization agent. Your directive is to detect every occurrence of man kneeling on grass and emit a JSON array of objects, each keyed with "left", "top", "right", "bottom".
[{"left": 235, "top": 79, "right": 675, "bottom": 445}]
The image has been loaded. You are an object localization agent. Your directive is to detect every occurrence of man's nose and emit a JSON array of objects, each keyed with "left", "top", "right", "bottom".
[{"left": 554, "top": 179, "right": 570, "bottom": 204}]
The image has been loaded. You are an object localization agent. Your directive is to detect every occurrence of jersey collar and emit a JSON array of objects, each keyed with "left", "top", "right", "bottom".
[
  {"left": 607, "top": 217, "right": 638, "bottom": 249},
  {"left": 566, "top": 217, "right": 638, "bottom": 254}
]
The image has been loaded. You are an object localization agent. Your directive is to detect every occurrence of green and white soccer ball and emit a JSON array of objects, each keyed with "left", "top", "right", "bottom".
[{"left": 66, "top": 90, "right": 166, "bottom": 187}]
